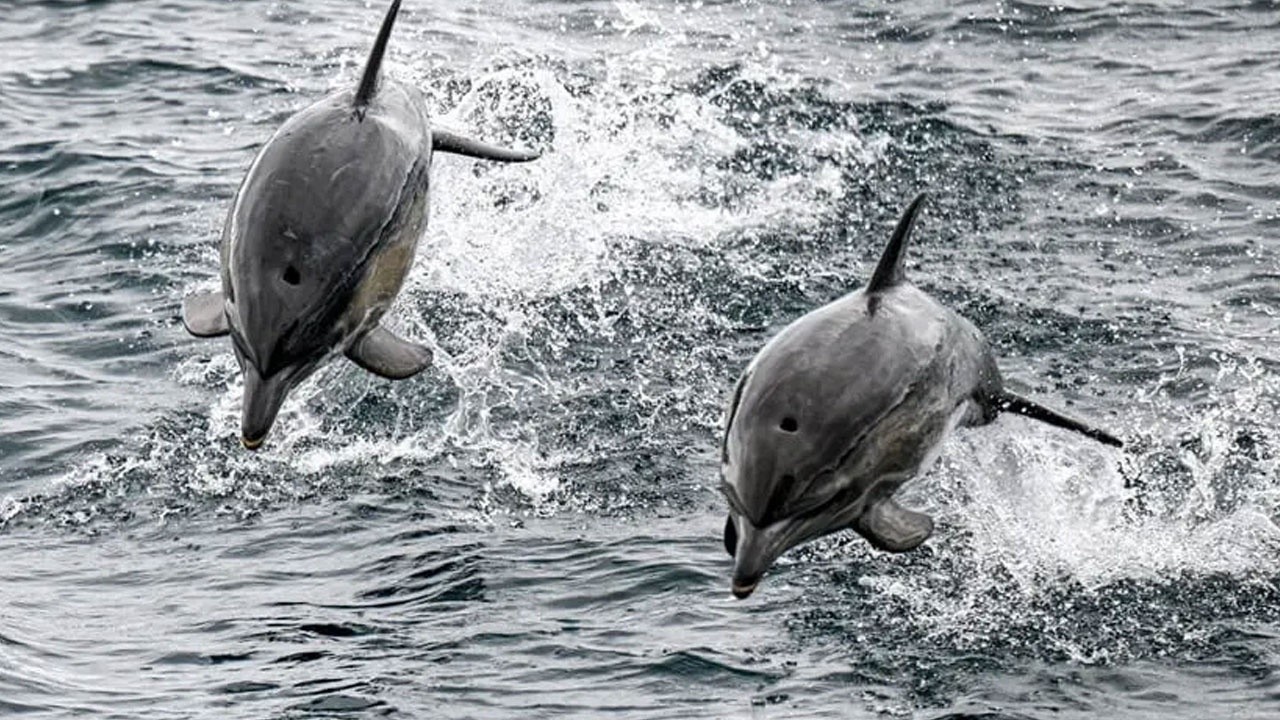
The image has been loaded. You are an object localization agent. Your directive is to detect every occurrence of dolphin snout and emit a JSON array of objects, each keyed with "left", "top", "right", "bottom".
[
  {"left": 728, "top": 519, "right": 782, "bottom": 600},
  {"left": 730, "top": 560, "right": 766, "bottom": 600},
  {"left": 241, "top": 366, "right": 290, "bottom": 451},
  {"left": 731, "top": 575, "right": 760, "bottom": 599}
]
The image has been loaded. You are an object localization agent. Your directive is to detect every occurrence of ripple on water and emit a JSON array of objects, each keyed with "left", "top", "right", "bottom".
[{"left": 2, "top": 2, "right": 1280, "bottom": 718}]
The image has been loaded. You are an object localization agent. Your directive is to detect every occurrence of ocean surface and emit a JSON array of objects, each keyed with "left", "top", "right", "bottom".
[{"left": 1, "top": 0, "right": 1279, "bottom": 717}]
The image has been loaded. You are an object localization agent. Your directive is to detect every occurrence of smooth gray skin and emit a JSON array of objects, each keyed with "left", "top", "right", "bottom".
[
  {"left": 720, "top": 275, "right": 1002, "bottom": 598},
  {"left": 219, "top": 78, "right": 434, "bottom": 447},
  {"left": 719, "top": 194, "right": 1122, "bottom": 599},
  {"left": 182, "top": 0, "right": 539, "bottom": 449}
]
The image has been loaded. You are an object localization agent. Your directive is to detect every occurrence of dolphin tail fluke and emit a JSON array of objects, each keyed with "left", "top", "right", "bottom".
[
  {"left": 866, "top": 192, "right": 928, "bottom": 293},
  {"left": 181, "top": 291, "right": 230, "bottom": 338},
  {"left": 432, "top": 128, "right": 541, "bottom": 163},
  {"left": 995, "top": 390, "right": 1124, "bottom": 448},
  {"left": 353, "top": 0, "right": 403, "bottom": 113},
  {"left": 346, "top": 326, "right": 433, "bottom": 379}
]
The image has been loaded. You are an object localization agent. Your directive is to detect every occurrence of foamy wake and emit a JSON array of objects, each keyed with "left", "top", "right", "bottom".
[
  {"left": 837, "top": 353, "right": 1280, "bottom": 657},
  {"left": 0, "top": 42, "right": 858, "bottom": 529}
]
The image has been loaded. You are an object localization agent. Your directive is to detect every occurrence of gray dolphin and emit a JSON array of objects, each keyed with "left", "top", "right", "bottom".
[
  {"left": 181, "top": 0, "right": 539, "bottom": 449},
  {"left": 719, "top": 194, "right": 1123, "bottom": 599}
]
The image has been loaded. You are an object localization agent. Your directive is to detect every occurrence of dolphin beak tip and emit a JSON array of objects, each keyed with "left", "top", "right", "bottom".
[
  {"left": 730, "top": 580, "right": 758, "bottom": 600},
  {"left": 240, "top": 435, "right": 265, "bottom": 451}
]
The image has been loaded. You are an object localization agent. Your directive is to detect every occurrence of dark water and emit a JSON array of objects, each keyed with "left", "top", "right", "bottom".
[{"left": 2, "top": 0, "right": 1279, "bottom": 717}]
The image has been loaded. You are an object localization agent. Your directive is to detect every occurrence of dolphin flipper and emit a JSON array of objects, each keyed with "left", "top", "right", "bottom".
[
  {"left": 346, "top": 326, "right": 433, "bottom": 380},
  {"left": 724, "top": 515, "right": 737, "bottom": 557},
  {"left": 432, "top": 128, "right": 540, "bottom": 163},
  {"left": 182, "top": 291, "right": 230, "bottom": 338},
  {"left": 853, "top": 498, "right": 934, "bottom": 553}
]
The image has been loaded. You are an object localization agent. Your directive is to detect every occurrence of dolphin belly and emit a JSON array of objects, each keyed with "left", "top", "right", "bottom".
[{"left": 341, "top": 160, "right": 432, "bottom": 341}]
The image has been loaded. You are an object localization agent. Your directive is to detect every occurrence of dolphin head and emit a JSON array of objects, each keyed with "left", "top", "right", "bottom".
[
  {"left": 716, "top": 324, "right": 896, "bottom": 594},
  {"left": 222, "top": 155, "right": 370, "bottom": 451},
  {"left": 225, "top": 297, "right": 329, "bottom": 450},
  {"left": 722, "top": 284, "right": 973, "bottom": 599},
  {"left": 721, "top": 494, "right": 850, "bottom": 599},
  {"left": 218, "top": 84, "right": 430, "bottom": 450},
  {"left": 719, "top": 287, "right": 980, "bottom": 598},
  {"left": 721, "top": 407, "right": 870, "bottom": 597}
]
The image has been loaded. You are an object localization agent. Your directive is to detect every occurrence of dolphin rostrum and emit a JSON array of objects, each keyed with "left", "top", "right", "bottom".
[
  {"left": 181, "top": 0, "right": 539, "bottom": 449},
  {"left": 719, "top": 194, "right": 1123, "bottom": 598}
]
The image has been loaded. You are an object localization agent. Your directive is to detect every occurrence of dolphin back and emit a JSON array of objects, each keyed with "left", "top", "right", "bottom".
[{"left": 224, "top": 87, "right": 431, "bottom": 374}]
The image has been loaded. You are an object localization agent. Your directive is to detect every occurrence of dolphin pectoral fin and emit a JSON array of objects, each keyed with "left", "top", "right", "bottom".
[
  {"left": 723, "top": 515, "right": 737, "bottom": 558},
  {"left": 346, "top": 326, "right": 433, "bottom": 380},
  {"left": 181, "top": 291, "right": 230, "bottom": 338},
  {"left": 994, "top": 390, "right": 1124, "bottom": 448},
  {"left": 432, "top": 128, "right": 541, "bottom": 163},
  {"left": 854, "top": 498, "right": 934, "bottom": 553}
]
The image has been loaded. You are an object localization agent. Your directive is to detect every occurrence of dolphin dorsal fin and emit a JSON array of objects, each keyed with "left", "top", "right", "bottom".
[
  {"left": 353, "top": 0, "right": 403, "bottom": 117},
  {"left": 866, "top": 192, "right": 928, "bottom": 293}
]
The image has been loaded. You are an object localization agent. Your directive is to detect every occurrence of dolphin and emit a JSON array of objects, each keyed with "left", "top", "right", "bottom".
[
  {"left": 180, "top": 0, "right": 539, "bottom": 449},
  {"left": 719, "top": 193, "right": 1123, "bottom": 599}
]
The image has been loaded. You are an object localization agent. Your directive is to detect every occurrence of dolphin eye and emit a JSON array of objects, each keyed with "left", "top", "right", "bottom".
[
  {"left": 282, "top": 266, "right": 301, "bottom": 286},
  {"left": 780, "top": 417, "right": 798, "bottom": 432}
]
